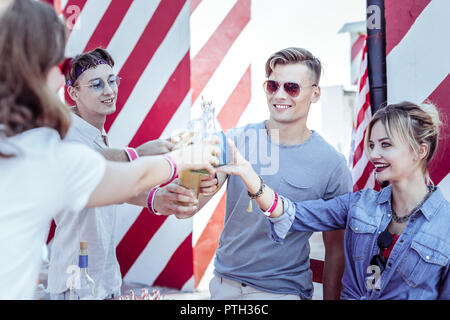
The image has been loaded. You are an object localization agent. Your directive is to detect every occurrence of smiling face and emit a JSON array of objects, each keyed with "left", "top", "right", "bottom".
[
  {"left": 69, "top": 64, "right": 118, "bottom": 119},
  {"left": 368, "top": 120, "right": 423, "bottom": 183},
  {"left": 265, "top": 63, "right": 320, "bottom": 127}
]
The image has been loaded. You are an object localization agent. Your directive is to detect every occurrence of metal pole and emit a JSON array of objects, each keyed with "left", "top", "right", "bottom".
[{"left": 366, "top": 0, "right": 387, "bottom": 113}]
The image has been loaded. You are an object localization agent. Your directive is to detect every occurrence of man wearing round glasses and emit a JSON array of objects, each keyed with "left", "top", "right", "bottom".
[
  {"left": 47, "top": 48, "right": 199, "bottom": 299},
  {"left": 187, "top": 47, "right": 353, "bottom": 300}
]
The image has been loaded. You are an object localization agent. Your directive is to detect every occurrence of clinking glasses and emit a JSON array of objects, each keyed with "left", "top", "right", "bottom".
[
  {"left": 75, "top": 76, "right": 121, "bottom": 92},
  {"left": 263, "top": 80, "right": 317, "bottom": 98}
]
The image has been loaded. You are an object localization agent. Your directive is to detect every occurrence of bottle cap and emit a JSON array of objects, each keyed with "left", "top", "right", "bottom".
[{"left": 80, "top": 241, "right": 88, "bottom": 251}]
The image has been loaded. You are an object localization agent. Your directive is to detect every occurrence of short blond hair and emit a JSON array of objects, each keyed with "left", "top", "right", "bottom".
[
  {"left": 265, "top": 47, "right": 322, "bottom": 84},
  {"left": 364, "top": 101, "right": 442, "bottom": 185}
]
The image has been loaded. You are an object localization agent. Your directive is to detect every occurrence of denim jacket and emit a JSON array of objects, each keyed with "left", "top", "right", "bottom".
[{"left": 269, "top": 185, "right": 450, "bottom": 300}]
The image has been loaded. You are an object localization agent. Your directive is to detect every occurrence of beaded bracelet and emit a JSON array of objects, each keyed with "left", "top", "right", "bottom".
[
  {"left": 247, "top": 176, "right": 265, "bottom": 199},
  {"left": 247, "top": 176, "right": 265, "bottom": 213}
]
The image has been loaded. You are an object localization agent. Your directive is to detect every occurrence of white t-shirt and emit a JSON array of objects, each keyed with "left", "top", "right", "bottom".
[
  {"left": 47, "top": 114, "right": 121, "bottom": 299},
  {"left": 0, "top": 127, "right": 106, "bottom": 299}
]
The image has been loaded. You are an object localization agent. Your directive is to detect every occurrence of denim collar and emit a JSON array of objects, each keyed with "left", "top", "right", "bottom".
[
  {"left": 376, "top": 184, "right": 392, "bottom": 205},
  {"left": 420, "top": 186, "right": 447, "bottom": 221},
  {"left": 376, "top": 184, "right": 446, "bottom": 221}
]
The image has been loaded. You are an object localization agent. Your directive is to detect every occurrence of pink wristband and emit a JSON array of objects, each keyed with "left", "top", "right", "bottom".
[
  {"left": 147, "top": 187, "right": 161, "bottom": 215},
  {"left": 159, "top": 155, "right": 178, "bottom": 187},
  {"left": 263, "top": 191, "right": 278, "bottom": 217},
  {"left": 125, "top": 147, "right": 139, "bottom": 161}
]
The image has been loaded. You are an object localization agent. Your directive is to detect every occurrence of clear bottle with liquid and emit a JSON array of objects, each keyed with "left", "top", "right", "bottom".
[
  {"left": 177, "top": 99, "right": 221, "bottom": 205},
  {"left": 70, "top": 241, "right": 96, "bottom": 300}
]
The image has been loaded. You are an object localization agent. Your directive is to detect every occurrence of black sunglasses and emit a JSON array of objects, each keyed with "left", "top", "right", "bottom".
[
  {"left": 263, "top": 80, "right": 317, "bottom": 98},
  {"left": 370, "top": 230, "right": 393, "bottom": 274}
]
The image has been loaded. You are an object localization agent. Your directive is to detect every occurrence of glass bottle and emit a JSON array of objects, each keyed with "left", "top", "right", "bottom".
[
  {"left": 177, "top": 99, "right": 219, "bottom": 205},
  {"left": 72, "top": 241, "right": 96, "bottom": 300}
]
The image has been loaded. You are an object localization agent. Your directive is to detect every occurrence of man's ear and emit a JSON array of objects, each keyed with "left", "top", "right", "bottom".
[
  {"left": 67, "top": 86, "right": 79, "bottom": 101},
  {"left": 311, "top": 85, "right": 321, "bottom": 103}
]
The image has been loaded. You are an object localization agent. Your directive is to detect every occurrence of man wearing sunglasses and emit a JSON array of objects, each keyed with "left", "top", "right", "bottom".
[
  {"left": 183, "top": 47, "right": 353, "bottom": 300},
  {"left": 47, "top": 48, "right": 199, "bottom": 300}
]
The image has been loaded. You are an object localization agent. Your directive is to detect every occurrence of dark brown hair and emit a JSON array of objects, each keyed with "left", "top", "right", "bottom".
[
  {"left": 66, "top": 48, "right": 115, "bottom": 87},
  {"left": 0, "top": 0, "right": 71, "bottom": 157}
]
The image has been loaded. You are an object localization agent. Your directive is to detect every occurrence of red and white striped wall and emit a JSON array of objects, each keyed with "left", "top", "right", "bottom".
[
  {"left": 385, "top": 0, "right": 450, "bottom": 199},
  {"left": 45, "top": 0, "right": 253, "bottom": 291}
]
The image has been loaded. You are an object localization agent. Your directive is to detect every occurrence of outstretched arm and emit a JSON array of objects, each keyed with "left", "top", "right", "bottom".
[
  {"left": 216, "top": 139, "right": 351, "bottom": 239},
  {"left": 87, "top": 140, "right": 220, "bottom": 208},
  {"left": 97, "top": 138, "right": 174, "bottom": 162}
]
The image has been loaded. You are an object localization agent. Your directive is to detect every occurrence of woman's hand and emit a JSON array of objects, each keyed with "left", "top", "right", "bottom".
[{"left": 169, "top": 137, "right": 221, "bottom": 177}]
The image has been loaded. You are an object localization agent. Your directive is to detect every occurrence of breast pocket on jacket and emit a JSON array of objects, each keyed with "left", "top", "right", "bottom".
[
  {"left": 348, "top": 216, "right": 377, "bottom": 261},
  {"left": 397, "top": 233, "right": 448, "bottom": 288}
]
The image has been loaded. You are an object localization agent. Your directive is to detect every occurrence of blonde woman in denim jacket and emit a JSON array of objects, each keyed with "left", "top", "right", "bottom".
[{"left": 218, "top": 101, "right": 449, "bottom": 300}]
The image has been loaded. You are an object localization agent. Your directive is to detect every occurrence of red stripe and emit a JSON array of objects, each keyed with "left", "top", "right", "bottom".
[
  {"left": 426, "top": 74, "right": 450, "bottom": 185},
  {"left": 127, "top": 52, "right": 191, "bottom": 147},
  {"left": 116, "top": 209, "right": 168, "bottom": 277},
  {"left": 354, "top": 162, "right": 374, "bottom": 192},
  {"left": 62, "top": 0, "right": 87, "bottom": 28},
  {"left": 190, "top": 0, "right": 203, "bottom": 15},
  {"left": 385, "top": 0, "right": 431, "bottom": 55},
  {"left": 217, "top": 66, "right": 252, "bottom": 131},
  {"left": 63, "top": 0, "right": 87, "bottom": 11},
  {"left": 352, "top": 137, "right": 366, "bottom": 168},
  {"left": 104, "top": 0, "right": 187, "bottom": 132},
  {"left": 190, "top": 0, "right": 251, "bottom": 103},
  {"left": 351, "top": 34, "right": 366, "bottom": 62},
  {"left": 194, "top": 193, "right": 227, "bottom": 287},
  {"left": 83, "top": 0, "right": 134, "bottom": 52},
  {"left": 153, "top": 234, "right": 194, "bottom": 290},
  {"left": 358, "top": 67, "right": 368, "bottom": 93},
  {"left": 355, "top": 94, "right": 370, "bottom": 128}
]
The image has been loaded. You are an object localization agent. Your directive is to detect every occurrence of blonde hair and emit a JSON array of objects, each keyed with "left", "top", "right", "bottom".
[
  {"left": 265, "top": 47, "right": 322, "bottom": 84},
  {"left": 364, "top": 101, "right": 441, "bottom": 185}
]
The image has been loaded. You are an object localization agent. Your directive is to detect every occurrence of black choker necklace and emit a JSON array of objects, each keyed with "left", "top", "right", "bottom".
[{"left": 391, "top": 188, "right": 432, "bottom": 223}]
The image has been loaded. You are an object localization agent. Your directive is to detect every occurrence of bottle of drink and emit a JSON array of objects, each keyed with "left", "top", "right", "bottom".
[
  {"left": 177, "top": 99, "right": 220, "bottom": 205},
  {"left": 71, "top": 241, "right": 96, "bottom": 300}
]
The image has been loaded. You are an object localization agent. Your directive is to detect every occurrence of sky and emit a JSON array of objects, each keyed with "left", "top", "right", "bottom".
[
  {"left": 250, "top": 0, "right": 366, "bottom": 88},
  {"left": 233, "top": 0, "right": 367, "bottom": 129}
]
